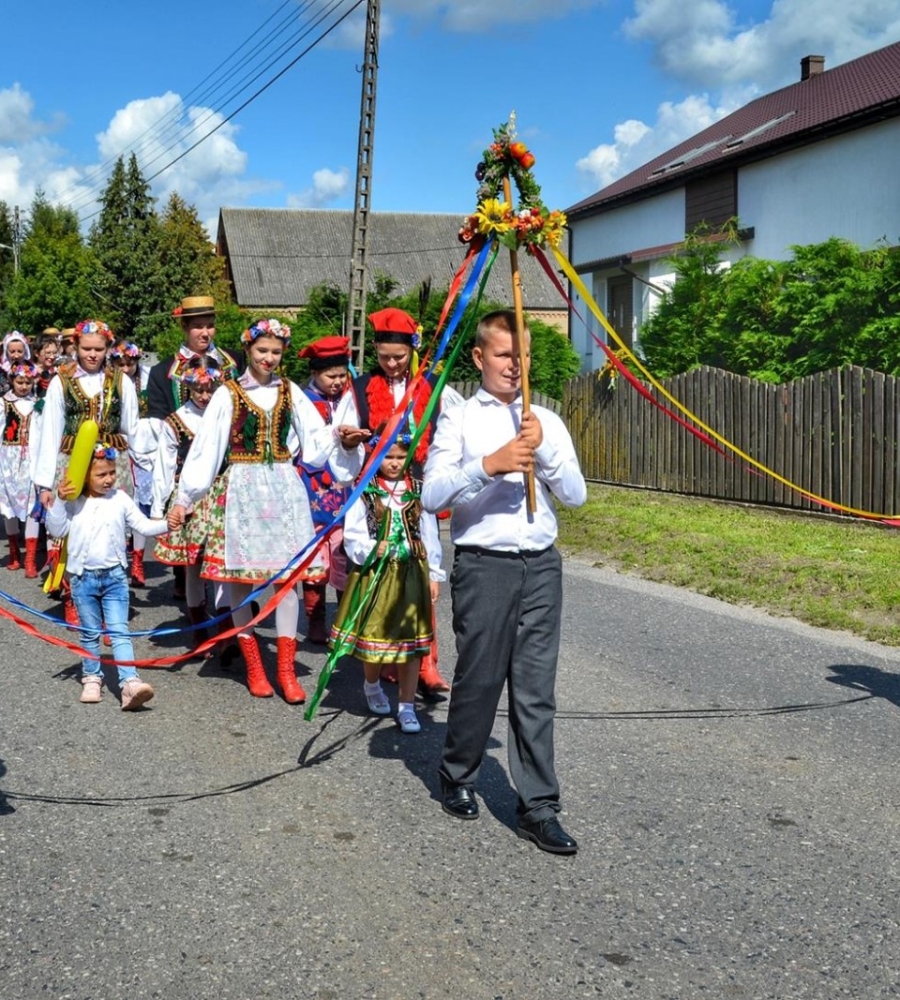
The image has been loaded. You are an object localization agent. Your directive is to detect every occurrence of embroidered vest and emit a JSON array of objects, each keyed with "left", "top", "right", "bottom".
[
  {"left": 58, "top": 365, "right": 127, "bottom": 453},
  {"left": 164, "top": 412, "right": 195, "bottom": 483},
  {"left": 225, "top": 380, "right": 292, "bottom": 464},
  {"left": 2, "top": 400, "right": 28, "bottom": 447},
  {"left": 362, "top": 477, "right": 426, "bottom": 561}
]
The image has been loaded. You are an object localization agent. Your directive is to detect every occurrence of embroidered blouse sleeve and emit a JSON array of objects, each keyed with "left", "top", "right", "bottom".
[
  {"left": 32, "top": 375, "right": 65, "bottom": 489},
  {"left": 151, "top": 420, "right": 179, "bottom": 517},
  {"left": 176, "top": 388, "right": 233, "bottom": 506},
  {"left": 342, "top": 493, "right": 377, "bottom": 566}
]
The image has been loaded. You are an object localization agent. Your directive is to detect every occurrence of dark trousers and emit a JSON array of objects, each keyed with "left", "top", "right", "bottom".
[{"left": 439, "top": 546, "right": 563, "bottom": 823}]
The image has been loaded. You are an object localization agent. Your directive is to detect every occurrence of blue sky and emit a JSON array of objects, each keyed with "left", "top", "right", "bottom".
[{"left": 2, "top": 0, "right": 898, "bottom": 237}]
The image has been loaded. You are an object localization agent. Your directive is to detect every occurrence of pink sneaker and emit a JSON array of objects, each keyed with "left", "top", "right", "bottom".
[
  {"left": 121, "top": 679, "right": 154, "bottom": 711},
  {"left": 79, "top": 676, "right": 103, "bottom": 704}
]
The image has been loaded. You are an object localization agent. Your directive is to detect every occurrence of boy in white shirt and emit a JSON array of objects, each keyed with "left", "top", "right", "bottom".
[
  {"left": 46, "top": 445, "right": 172, "bottom": 710},
  {"left": 422, "top": 310, "right": 587, "bottom": 854}
]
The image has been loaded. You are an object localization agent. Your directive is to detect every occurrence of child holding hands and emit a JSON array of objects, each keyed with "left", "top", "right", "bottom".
[
  {"left": 46, "top": 445, "right": 173, "bottom": 709},
  {"left": 330, "top": 429, "right": 444, "bottom": 733}
]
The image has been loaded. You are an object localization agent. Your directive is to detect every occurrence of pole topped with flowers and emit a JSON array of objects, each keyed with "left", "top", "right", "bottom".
[
  {"left": 460, "top": 114, "right": 568, "bottom": 256},
  {"left": 460, "top": 114, "right": 567, "bottom": 515}
]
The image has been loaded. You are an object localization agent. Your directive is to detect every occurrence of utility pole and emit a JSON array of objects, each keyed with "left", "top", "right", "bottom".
[{"left": 345, "top": 0, "right": 380, "bottom": 372}]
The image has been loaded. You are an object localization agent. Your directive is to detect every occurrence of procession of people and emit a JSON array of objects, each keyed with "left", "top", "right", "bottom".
[{"left": 1, "top": 296, "right": 586, "bottom": 854}]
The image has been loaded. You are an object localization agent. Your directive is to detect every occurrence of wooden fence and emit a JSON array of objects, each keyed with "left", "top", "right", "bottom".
[{"left": 563, "top": 365, "right": 900, "bottom": 516}]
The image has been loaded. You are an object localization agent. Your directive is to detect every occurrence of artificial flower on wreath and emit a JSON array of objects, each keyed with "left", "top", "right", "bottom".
[{"left": 459, "top": 114, "right": 567, "bottom": 254}]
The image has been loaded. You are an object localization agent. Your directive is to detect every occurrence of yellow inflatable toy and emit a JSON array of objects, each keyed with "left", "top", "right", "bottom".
[{"left": 43, "top": 419, "right": 100, "bottom": 593}]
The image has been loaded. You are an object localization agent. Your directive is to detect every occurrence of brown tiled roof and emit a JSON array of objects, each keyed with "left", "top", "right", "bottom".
[{"left": 567, "top": 40, "right": 900, "bottom": 218}]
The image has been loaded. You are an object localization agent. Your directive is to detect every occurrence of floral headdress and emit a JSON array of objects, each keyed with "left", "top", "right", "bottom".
[
  {"left": 180, "top": 365, "right": 223, "bottom": 387},
  {"left": 92, "top": 444, "right": 119, "bottom": 461},
  {"left": 73, "top": 320, "right": 115, "bottom": 343},
  {"left": 241, "top": 318, "right": 291, "bottom": 346},
  {"left": 109, "top": 341, "right": 141, "bottom": 361},
  {"left": 10, "top": 363, "right": 39, "bottom": 380},
  {"left": 459, "top": 114, "right": 567, "bottom": 254},
  {"left": 368, "top": 430, "right": 413, "bottom": 452}
]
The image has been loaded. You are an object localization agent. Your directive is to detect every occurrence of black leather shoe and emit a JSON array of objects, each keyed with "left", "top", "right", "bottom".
[
  {"left": 516, "top": 816, "right": 578, "bottom": 855},
  {"left": 442, "top": 786, "right": 479, "bottom": 820}
]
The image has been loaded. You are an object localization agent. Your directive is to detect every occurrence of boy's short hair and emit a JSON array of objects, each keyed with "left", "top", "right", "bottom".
[{"left": 475, "top": 309, "right": 530, "bottom": 348}]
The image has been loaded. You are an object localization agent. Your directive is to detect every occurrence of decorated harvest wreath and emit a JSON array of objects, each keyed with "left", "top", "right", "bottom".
[{"left": 459, "top": 114, "right": 567, "bottom": 253}]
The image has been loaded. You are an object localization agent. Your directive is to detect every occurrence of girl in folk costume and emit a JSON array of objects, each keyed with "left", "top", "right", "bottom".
[
  {"left": 34, "top": 335, "right": 61, "bottom": 402},
  {"left": 151, "top": 356, "right": 226, "bottom": 656},
  {"left": 334, "top": 307, "right": 459, "bottom": 695},
  {"left": 295, "top": 335, "right": 354, "bottom": 645},
  {"left": 32, "top": 320, "right": 140, "bottom": 624},
  {"left": 109, "top": 341, "right": 155, "bottom": 586},
  {"left": 330, "top": 430, "right": 444, "bottom": 734},
  {"left": 168, "top": 319, "right": 356, "bottom": 702},
  {"left": 0, "top": 331, "right": 32, "bottom": 396},
  {"left": 1, "top": 363, "right": 41, "bottom": 576}
]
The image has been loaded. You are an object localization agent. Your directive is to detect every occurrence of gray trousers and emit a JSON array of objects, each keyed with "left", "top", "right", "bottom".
[{"left": 439, "top": 545, "right": 563, "bottom": 823}]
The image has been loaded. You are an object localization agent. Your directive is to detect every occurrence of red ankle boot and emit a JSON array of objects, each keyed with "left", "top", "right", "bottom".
[
  {"left": 236, "top": 633, "right": 273, "bottom": 698},
  {"left": 62, "top": 594, "right": 80, "bottom": 627},
  {"left": 276, "top": 636, "right": 306, "bottom": 704},
  {"left": 24, "top": 537, "right": 38, "bottom": 578},
  {"left": 418, "top": 610, "right": 449, "bottom": 694}
]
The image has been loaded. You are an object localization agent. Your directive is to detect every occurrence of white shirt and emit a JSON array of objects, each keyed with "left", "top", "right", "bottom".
[
  {"left": 32, "top": 367, "right": 140, "bottom": 489},
  {"left": 175, "top": 372, "right": 355, "bottom": 508},
  {"left": 343, "top": 484, "right": 446, "bottom": 582},
  {"left": 422, "top": 388, "right": 587, "bottom": 551},
  {"left": 150, "top": 399, "right": 206, "bottom": 517},
  {"left": 45, "top": 489, "right": 169, "bottom": 575}
]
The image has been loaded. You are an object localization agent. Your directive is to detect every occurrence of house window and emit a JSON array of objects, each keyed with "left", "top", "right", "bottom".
[{"left": 685, "top": 171, "right": 736, "bottom": 231}]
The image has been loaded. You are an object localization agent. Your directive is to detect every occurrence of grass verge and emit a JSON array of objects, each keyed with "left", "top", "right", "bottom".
[{"left": 557, "top": 484, "right": 900, "bottom": 646}]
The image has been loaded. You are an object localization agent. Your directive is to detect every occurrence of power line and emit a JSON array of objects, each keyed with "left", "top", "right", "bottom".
[{"left": 73, "top": 0, "right": 366, "bottom": 223}]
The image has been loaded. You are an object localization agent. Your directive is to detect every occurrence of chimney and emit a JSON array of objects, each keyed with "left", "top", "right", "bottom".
[{"left": 801, "top": 54, "right": 825, "bottom": 81}]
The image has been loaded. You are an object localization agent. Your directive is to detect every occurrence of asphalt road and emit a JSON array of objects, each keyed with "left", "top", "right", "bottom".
[{"left": 1, "top": 543, "right": 899, "bottom": 999}]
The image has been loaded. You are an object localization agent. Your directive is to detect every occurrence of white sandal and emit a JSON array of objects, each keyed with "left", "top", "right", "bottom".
[
  {"left": 396, "top": 706, "right": 421, "bottom": 734},
  {"left": 365, "top": 686, "right": 391, "bottom": 716}
]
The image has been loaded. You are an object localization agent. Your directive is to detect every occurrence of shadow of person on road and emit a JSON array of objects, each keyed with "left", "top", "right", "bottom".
[
  {"left": 0, "top": 757, "right": 14, "bottom": 815},
  {"left": 367, "top": 715, "right": 519, "bottom": 829},
  {"left": 825, "top": 663, "right": 900, "bottom": 709}
]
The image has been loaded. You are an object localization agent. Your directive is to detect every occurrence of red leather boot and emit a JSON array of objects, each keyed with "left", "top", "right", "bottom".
[
  {"left": 276, "top": 636, "right": 306, "bottom": 704},
  {"left": 6, "top": 535, "right": 20, "bottom": 571},
  {"left": 303, "top": 582, "right": 328, "bottom": 645},
  {"left": 130, "top": 548, "right": 146, "bottom": 587},
  {"left": 236, "top": 633, "right": 273, "bottom": 698},
  {"left": 418, "top": 608, "right": 450, "bottom": 694},
  {"left": 24, "top": 537, "right": 39, "bottom": 578}
]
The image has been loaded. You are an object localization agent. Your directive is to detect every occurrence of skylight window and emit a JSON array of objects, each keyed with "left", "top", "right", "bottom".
[
  {"left": 650, "top": 138, "right": 731, "bottom": 176},
  {"left": 725, "top": 111, "right": 796, "bottom": 148}
]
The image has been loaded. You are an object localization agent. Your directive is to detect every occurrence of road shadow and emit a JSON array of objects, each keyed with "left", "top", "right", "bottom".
[
  {"left": 0, "top": 757, "right": 14, "bottom": 815},
  {"left": 825, "top": 662, "right": 900, "bottom": 710}
]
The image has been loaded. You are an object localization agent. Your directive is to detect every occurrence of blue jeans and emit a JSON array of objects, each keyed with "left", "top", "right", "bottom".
[{"left": 69, "top": 565, "right": 138, "bottom": 684}]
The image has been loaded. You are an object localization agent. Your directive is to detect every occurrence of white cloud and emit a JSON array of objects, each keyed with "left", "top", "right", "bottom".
[
  {"left": 287, "top": 167, "right": 351, "bottom": 208},
  {"left": 579, "top": 0, "right": 900, "bottom": 192},
  {"left": 385, "top": 0, "right": 604, "bottom": 31},
  {"left": 577, "top": 93, "right": 735, "bottom": 188}
]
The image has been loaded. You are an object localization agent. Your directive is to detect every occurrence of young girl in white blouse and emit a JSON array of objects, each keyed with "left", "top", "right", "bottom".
[
  {"left": 46, "top": 445, "right": 172, "bottom": 710},
  {"left": 330, "top": 430, "right": 443, "bottom": 734},
  {"left": 168, "top": 319, "right": 355, "bottom": 703},
  {"left": 1, "top": 363, "right": 41, "bottom": 576}
]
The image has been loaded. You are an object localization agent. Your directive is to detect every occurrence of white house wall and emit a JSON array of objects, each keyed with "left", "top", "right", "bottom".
[
  {"left": 571, "top": 187, "right": 685, "bottom": 263},
  {"left": 738, "top": 118, "right": 900, "bottom": 258}
]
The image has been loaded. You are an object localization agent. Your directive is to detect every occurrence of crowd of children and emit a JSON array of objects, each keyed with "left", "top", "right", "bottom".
[{"left": 1, "top": 301, "right": 587, "bottom": 854}]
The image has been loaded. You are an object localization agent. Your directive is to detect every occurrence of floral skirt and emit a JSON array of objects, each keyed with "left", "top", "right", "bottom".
[
  {"left": 154, "top": 475, "right": 224, "bottom": 566},
  {"left": 329, "top": 557, "right": 432, "bottom": 664},
  {"left": 200, "top": 462, "right": 322, "bottom": 585}
]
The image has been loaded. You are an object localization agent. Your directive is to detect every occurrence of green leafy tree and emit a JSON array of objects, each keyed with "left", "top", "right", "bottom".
[
  {"left": 0, "top": 201, "right": 16, "bottom": 315},
  {"left": 89, "top": 154, "right": 165, "bottom": 344},
  {"left": 1, "top": 195, "right": 98, "bottom": 333}
]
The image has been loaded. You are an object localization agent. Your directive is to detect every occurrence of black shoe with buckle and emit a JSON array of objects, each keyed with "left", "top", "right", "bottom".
[
  {"left": 442, "top": 785, "right": 479, "bottom": 820},
  {"left": 516, "top": 816, "right": 578, "bottom": 855}
]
